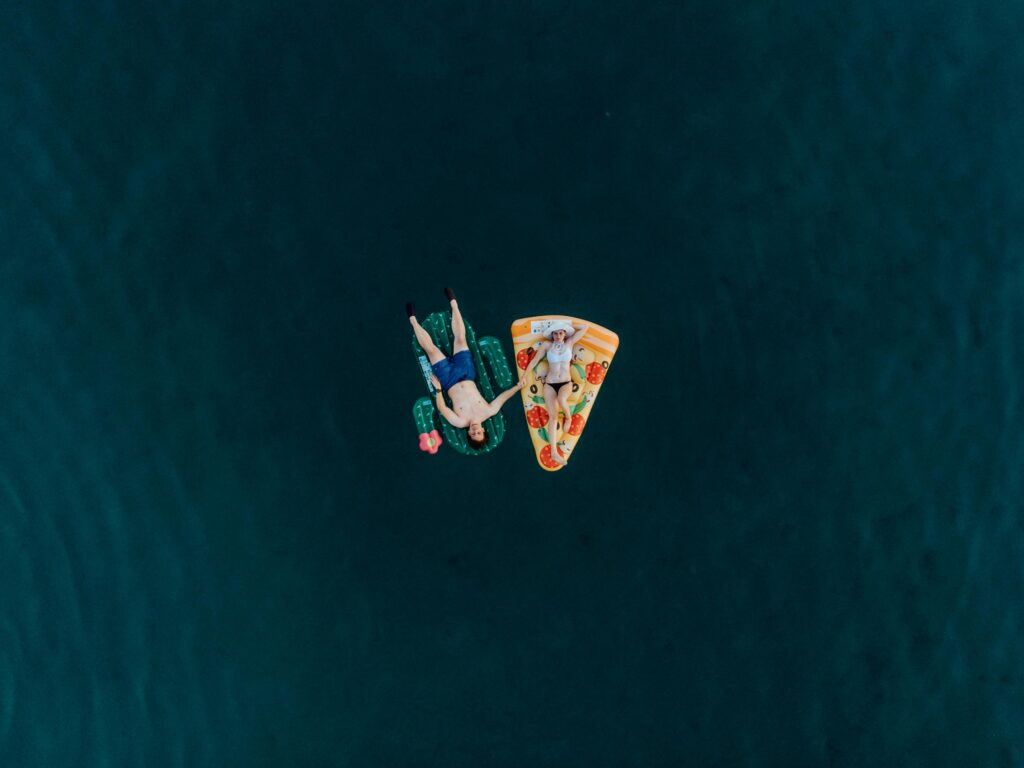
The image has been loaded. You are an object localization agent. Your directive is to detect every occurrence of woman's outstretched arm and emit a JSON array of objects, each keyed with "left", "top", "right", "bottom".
[
  {"left": 486, "top": 378, "right": 527, "bottom": 417},
  {"left": 520, "top": 344, "right": 550, "bottom": 383},
  {"left": 568, "top": 323, "right": 590, "bottom": 345}
]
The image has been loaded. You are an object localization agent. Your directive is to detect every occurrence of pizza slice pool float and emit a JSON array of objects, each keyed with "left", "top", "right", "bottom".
[{"left": 510, "top": 315, "right": 619, "bottom": 471}]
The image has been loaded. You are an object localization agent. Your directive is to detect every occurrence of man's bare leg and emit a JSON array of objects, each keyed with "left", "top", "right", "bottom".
[
  {"left": 447, "top": 288, "right": 469, "bottom": 354},
  {"left": 410, "top": 314, "right": 447, "bottom": 364}
]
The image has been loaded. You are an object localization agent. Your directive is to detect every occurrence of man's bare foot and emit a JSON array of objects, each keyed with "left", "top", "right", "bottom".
[{"left": 552, "top": 449, "right": 568, "bottom": 466}]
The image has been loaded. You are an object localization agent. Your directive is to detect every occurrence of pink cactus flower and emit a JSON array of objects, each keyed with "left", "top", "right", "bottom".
[{"left": 418, "top": 430, "right": 442, "bottom": 454}]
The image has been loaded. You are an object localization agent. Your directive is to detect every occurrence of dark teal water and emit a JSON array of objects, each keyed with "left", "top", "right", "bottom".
[{"left": 3, "top": 2, "right": 1024, "bottom": 765}]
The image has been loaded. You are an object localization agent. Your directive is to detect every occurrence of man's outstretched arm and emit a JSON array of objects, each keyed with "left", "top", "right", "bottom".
[
  {"left": 430, "top": 375, "right": 468, "bottom": 428},
  {"left": 486, "top": 379, "right": 526, "bottom": 417}
]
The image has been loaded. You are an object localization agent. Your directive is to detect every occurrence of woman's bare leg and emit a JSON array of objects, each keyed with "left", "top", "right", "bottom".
[
  {"left": 544, "top": 384, "right": 568, "bottom": 465},
  {"left": 557, "top": 386, "right": 573, "bottom": 433},
  {"left": 410, "top": 315, "right": 447, "bottom": 364}
]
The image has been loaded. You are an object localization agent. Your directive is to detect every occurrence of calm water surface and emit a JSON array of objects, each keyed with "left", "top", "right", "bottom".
[{"left": 2, "top": 2, "right": 1024, "bottom": 765}]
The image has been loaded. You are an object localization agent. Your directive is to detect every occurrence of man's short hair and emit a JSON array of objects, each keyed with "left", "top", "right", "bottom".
[{"left": 467, "top": 428, "right": 488, "bottom": 451}]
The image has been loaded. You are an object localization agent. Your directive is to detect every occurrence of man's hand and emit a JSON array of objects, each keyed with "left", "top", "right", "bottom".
[
  {"left": 430, "top": 374, "right": 442, "bottom": 393},
  {"left": 516, "top": 377, "right": 527, "bottom": 390}
]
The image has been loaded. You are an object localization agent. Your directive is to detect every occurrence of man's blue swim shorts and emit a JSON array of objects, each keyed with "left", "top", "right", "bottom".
[{"left": 431, "top": 350, "right": 477, "bottom": 392}]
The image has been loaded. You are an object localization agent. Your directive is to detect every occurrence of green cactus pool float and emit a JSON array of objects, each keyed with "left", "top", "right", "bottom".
[{"left": 411, "top": 311, "right": 514, "bottom": 456}]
